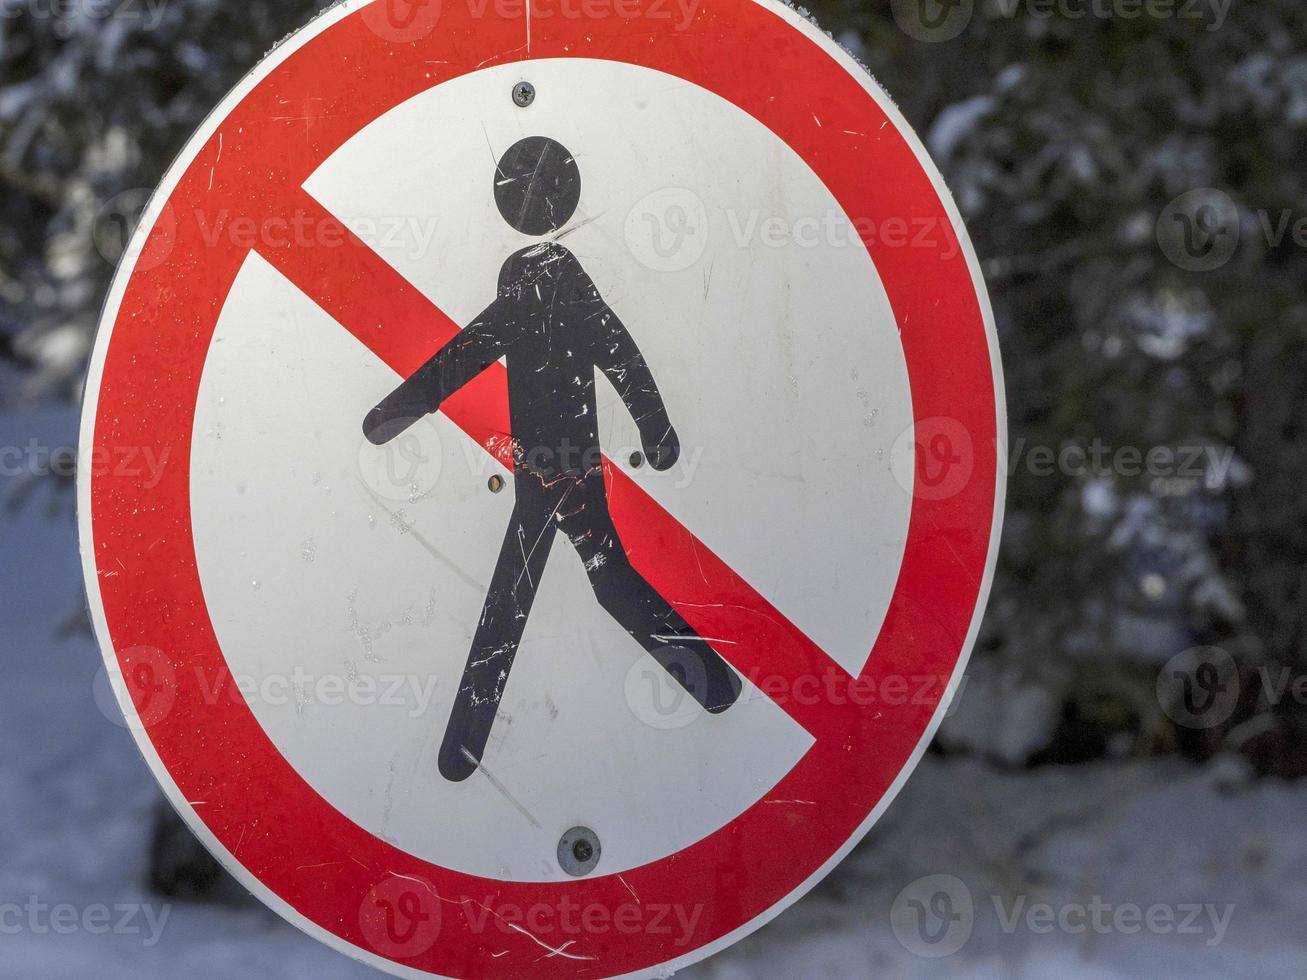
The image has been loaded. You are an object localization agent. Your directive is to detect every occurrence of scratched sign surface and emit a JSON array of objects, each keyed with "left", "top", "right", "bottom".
[{"left": 79, "top": 1, "right": 1005, "bottom": 977}]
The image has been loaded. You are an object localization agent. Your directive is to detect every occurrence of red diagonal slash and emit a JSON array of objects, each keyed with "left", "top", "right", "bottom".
[{"left": 257, "top": 187, "right": 860, "bottom": 742}]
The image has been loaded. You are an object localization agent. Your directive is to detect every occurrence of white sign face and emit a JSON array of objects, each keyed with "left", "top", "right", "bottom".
[
  {"left": 190, "top": 57, "right": 913, "bottom": 881},
  {"left": 79, "top": 1, "right": 1003, "bottom": 977}
]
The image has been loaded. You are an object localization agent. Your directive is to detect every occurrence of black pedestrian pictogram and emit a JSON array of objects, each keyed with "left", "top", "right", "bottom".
[{"left": 364, "top": 136, "right": 742, "bottom": 781}]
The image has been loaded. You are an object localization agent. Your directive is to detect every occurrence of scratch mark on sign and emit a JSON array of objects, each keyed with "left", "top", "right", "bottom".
[
  {"left": 618, "top": 875, "right": 641, "bottom": 905},
  {"left": 653, "top": 632, "right": 736, "bottom": 646},
  {"left": 387, "top": 871, "right": 432, "bottom": 890},
  {"left": 208, "top": 132, "right": 223, "bottom": 191},
  {"left": 539, "top": 939, "right": 590, "bottom": 961},
  {"left": 460, "top": 895, "right": 596, "bottom": 961},
  {"left": 553, "top": 209, "right": 606, "bottom": 242},
  {"left": 295, "top": 861, "right": 345, "bottom": 872},
  {"left": 360, "top": 481, "right": 482, "bottom": 592},
  {"left": 460, "top": 747, "right": 543, "bottom": 830}
]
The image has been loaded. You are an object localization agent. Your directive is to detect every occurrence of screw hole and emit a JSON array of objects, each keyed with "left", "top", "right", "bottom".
[
  {"left": 557, "top": 826, "right": 601, "bottom": 877},
  {"left": 629, "top": 451, "right": 644, "bottom": 469},
  {"left": 512, "top": 81, "right": 535, "bottom": 108},
  {"left": 488, "top": 475, "right": 505, "bottom": 493}
]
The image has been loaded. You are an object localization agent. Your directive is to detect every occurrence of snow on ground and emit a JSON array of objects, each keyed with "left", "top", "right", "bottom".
[{"left": 3, "top": 407, "right": 1305, "bottom": 978}]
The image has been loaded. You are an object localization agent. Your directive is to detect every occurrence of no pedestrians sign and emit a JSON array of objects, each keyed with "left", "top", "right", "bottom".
[{"left": 80, "top": 0, "right": 1005, "bottom": 976}]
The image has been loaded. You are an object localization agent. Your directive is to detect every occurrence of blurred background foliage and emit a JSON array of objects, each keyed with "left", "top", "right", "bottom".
[{"left": 2, "top": 0, "right": 1305, "bottom": 782}]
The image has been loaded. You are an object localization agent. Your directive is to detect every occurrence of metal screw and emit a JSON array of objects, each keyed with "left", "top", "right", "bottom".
[
  {"left": 512, "top": 81, "right": 535, "bottom": 108},
  {"left": 557, "top": 826, "right": 601, "bottom": 877},
  {"left": 488, "top": 475, "right": 505, "bottom": 494},
  {"left": 629, "top": 451, "right": 644, "bottom": 469}
]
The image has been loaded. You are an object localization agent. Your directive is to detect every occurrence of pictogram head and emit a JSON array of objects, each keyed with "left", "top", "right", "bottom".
[{"left": 494, "top": 136, "right": 581, "bottom": 236}]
